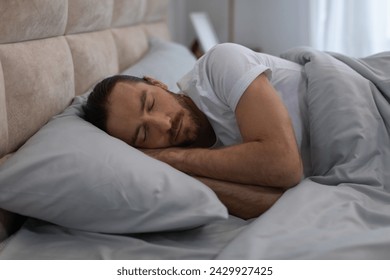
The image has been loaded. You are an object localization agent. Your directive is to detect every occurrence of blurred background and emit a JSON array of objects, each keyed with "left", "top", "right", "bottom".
[{"left": 168, "top": 0, "right": 390, "bottom": 57}]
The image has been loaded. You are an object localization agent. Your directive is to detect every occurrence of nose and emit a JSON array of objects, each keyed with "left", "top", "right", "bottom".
[{"left": 146, "top": 112, "right": 172, "bottom": 133}]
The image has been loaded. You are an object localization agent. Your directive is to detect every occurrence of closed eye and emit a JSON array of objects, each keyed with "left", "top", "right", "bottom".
[{"left": 148, "top": 98, "right": 155, "bottom": 111}]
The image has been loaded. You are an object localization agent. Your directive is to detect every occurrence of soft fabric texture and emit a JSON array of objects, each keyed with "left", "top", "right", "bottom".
[
  {"left": 0, "top": 39, "right": 227, "bottom": 234},
  {"left": 0, "top": 65, "right": 7, "bottom": 157},
  {"left": 65, "top": 0, "right": 113, "bottom": 35},
  {"left": 0, "top": 0, "right": 67, "bottom": 44},
  {"left": 112, "top": 26, "right": 149, "bottom": 72},
  {"left": 0, "top": 37, "right": 75, "bottom": 155},
  {"left": 66, "top": 30, "right": 120, "bottom": 95}
]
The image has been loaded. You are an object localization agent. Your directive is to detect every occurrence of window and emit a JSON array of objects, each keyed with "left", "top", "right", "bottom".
[
  {"left": 311, "top": 0, "right": 390, "bottom": 56},
  {"left": 386, "top": 0, "right": 390, "bottom": 38}
]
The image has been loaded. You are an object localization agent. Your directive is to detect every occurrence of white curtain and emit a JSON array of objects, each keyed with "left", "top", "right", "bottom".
[{"left": 310, "top": 0, "right": 390, "bottom": 57}]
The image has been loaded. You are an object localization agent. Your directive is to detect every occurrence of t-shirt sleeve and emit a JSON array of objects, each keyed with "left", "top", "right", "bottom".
[{"left": 202, "top": 43, "right": 272, "bottom": 111}]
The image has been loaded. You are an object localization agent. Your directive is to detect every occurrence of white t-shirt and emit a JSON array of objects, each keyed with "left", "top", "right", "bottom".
[{"left": 177, "top": 43, "right": 310, "bottom": 174}]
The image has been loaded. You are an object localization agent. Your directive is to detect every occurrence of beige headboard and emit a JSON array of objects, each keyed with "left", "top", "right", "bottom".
[{"left": 0, "top": 0, "right": 170, "bottom": 163}]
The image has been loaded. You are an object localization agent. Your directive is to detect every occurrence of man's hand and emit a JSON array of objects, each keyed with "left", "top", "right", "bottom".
[
  {"left": 140, "top": 148, "right": 167, "bottom": 160},
  {"left": 141, "top": 147, "right": 182, "bottom": 165}
]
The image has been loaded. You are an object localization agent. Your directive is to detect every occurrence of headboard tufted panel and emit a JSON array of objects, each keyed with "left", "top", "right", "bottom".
[
  {"left": 112, "top": 0, "right": 145, "bottom": 28},
  {"left": 0, "top": 0, "right": 170, "bottom": 159},
  {"left": 0, "top": 0, "right": 169, "bottom": 44},
  {"left": 112, "top": 26, "right": 149, "bottom": 72},
  {"left": 66, "top": 0, "right": 114, "bottom": 35},
  {"left": 66, "top": 30, "right": 119, "bottom": 96},
  {"left": 0, "top": 0, "right": 68, "bottom": 44},
  {"left": 0, "top": 37, "right": 75, "bottom": 154},
  {"left": 0, "top": 64, "right": 7, "bottom": 157}
]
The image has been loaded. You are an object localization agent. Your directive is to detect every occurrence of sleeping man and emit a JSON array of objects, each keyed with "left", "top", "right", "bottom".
[{"left": 84, "top": 43, "right": 306, "bottom": 219}]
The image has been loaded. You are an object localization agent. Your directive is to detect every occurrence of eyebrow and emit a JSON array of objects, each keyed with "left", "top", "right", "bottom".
[
  {"left": 140, "top": 90, "right": 147, "bottom": 112},
  {"left": 130, "top": 91, "right": 147, "bottom": 146}
]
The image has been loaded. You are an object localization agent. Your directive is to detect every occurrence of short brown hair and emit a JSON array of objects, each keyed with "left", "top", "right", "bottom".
[{"left": 83, "top": 75, "right": 150, "bottom": 131}]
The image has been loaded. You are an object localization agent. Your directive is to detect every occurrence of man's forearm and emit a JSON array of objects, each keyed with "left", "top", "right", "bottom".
[
  {"left": 194, "top": 176, "right": 284, "bottom": 219},
  {"left": 147, "top": 140, "right": 302, "bottom": 188}
]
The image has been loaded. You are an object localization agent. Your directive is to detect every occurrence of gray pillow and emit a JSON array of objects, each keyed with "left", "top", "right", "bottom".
[{"left": 0, "top": 39, "right": 228, "bottom": 233}]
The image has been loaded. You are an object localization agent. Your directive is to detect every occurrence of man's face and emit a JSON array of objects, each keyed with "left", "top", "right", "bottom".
[{"left": 106, "top": 81, "right": 201, "bottom": 149}]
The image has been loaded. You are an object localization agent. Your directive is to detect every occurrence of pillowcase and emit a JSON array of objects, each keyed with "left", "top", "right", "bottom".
[{"left": 0, "top": 39, "right": 228, "bottom": 234}]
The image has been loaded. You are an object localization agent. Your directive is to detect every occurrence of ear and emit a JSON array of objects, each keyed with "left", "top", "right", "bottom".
[{"left": 143, "top": 76, "right": 168, "bottom": 90}]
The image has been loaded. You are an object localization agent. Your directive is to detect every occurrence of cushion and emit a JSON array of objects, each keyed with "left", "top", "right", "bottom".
[{"left": 0, "top": 39, "right": 228, "bottom": 234}]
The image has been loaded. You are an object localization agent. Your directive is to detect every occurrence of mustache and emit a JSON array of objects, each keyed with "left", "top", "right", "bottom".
[{"left": 169, "top": 93, "right": 202, "bottom": 147}]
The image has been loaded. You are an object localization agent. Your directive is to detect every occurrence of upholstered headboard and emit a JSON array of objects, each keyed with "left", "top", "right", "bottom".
[
  {"left": 0, "top": 0, "right": 170, "bottom": 163},
  {"left": 0, "top": 0, "right": 171, "bottom": 239}
]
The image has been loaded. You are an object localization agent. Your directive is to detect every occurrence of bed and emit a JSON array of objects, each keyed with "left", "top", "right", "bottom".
[{"left": 1, "top": 0, "right": 390, "bottom": 260}]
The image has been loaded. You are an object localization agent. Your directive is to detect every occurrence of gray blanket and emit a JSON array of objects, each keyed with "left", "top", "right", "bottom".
[
  {"left": 216, "top": 48, "right": 390, "bottom": 259},
  {"left": 283, "top": 47, "right": 390, "bottom": 188}
]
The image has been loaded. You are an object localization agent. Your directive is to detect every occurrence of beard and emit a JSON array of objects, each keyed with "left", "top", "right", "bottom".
[{"left": 170, "top": 92, "right": 202, "bottom": 147}]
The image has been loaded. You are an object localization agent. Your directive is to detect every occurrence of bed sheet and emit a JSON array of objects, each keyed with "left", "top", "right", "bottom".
[{"left": 0, "top": 216, "right": 249, "bottom": 259}]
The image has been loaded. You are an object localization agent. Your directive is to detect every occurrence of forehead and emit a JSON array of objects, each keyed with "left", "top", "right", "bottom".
[
  {"left": 106, "top": 81, "right": 145, "bottom": 121},
  {"left": 105, "top": 81, "right": 143, "bottom": 143},
  {"left": 109, "top": 81, "right": 142, "bottom": 100}
]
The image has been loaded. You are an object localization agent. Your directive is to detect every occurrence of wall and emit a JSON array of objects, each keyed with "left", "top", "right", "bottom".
[
  {"left": 168, "top": 0, "right": 312, "bottom": 56},
  {"left": 168, "top": 0, "right": 229, "bottom": 47},
  {"left": 233, "top": 0, "right": 311, "bottom": 55}
]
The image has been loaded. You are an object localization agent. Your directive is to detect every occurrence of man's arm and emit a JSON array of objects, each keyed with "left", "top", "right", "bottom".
[
  {"left": 145, "top": 74, "right": 303, "bottom": 188},
  {"left": 194, "top": 176, "right": 284, "bottom": 219}
]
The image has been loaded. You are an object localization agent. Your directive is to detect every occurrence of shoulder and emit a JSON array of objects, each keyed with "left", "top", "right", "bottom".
[
  {"left": 201, "top": 43, "right": 273, "bottom": 78},
  {"left": 209, "top": 43, "right": 250, "bottom": 54},
  {"left": 204, "top": 43, "right": 257, "bottom": 63},
  {"left": 177, "top": 43, "right": 272, "bottom": 107}
]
